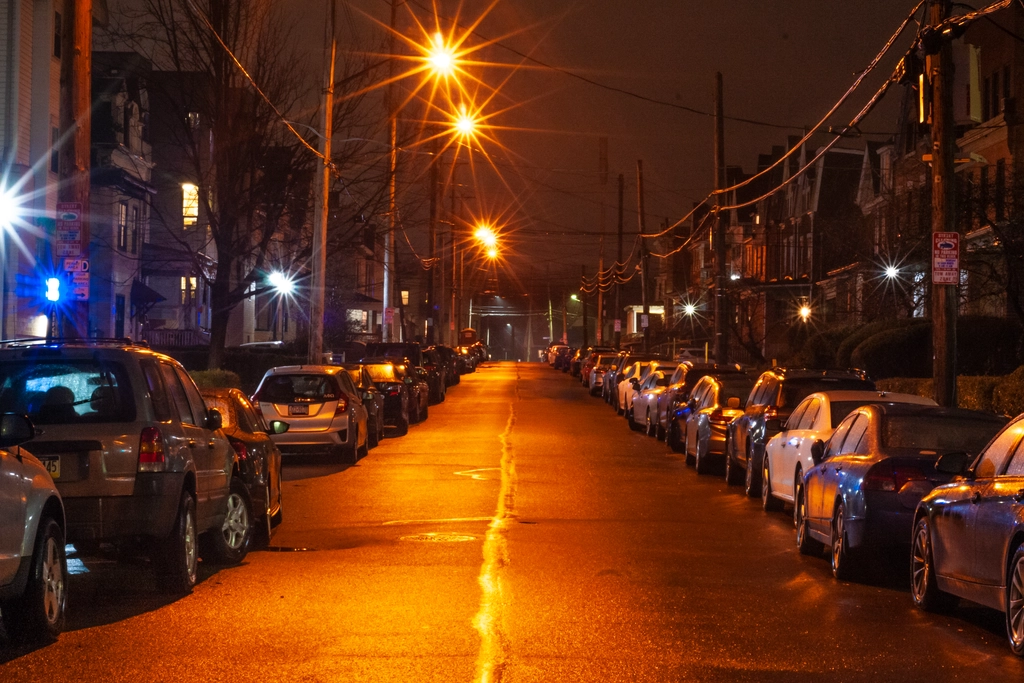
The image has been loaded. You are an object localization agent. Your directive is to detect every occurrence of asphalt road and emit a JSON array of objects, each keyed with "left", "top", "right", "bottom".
[{"left": 3, "top": 361, "right": 1024, "bottom": 681}]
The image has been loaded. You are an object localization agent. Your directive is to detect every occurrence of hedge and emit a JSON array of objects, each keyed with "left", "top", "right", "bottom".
[
  {"left": 190, "top": 370, "right": 243, "bottom": 390},
  {"left": 877, "top": 367, "right": 1024, "bottom": 416},
  {"left": 835, "top": 318, "right": 911, "bottom": 368},
  {"left": 786, "top": 324, "right": 858, "bottom": 368},
  {"left": 851, "top": 323, "right": 932, "bottom": 379}
]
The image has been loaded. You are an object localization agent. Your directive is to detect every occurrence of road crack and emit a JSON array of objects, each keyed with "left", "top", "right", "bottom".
[{"left": 472, "top": 366, "right": 520, "bottom": 683}]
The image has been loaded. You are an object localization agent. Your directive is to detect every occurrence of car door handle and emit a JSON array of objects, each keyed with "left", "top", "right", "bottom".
[
  {"left": 187, "top": 440, "right": 197, "bottom": 449},
  {"left": 971, "top": 491, "right": 982, "bottom": 504},
  {"left": 208, "top": 440, "right": 216, "bottom": 450},
  {"left": 1014, "top": 489, "right": 1024, "bottom": 503}
]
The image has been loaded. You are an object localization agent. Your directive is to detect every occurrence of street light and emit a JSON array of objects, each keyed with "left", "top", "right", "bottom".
[
  {"left": 474, "top": 224, "right": 498, "bottom": 248},
  {"left": 486, "top": 247, "right": 499, "bottom": 260},
  {"left": 683, "top": 303, "right": 697, "bottom": 317},
  {"left": 884, "top": 265, "right": 900, "bottom": 279},
  {"left": 425, "top": 32, "right": 457, "bottom": 79},
  {"left": 570, "top": 293, "right": 579, "bottom": 302},
  {"left": 268, "top": 271, "right": 295, "bottom": 296},
  {"left": 799, "top": 304, "right": 812, "bottom": 322}
]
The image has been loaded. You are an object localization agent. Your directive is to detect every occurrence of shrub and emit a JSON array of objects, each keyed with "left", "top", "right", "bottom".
[
  {"left": 787, "top": 324, "right": 857, "bottom": 368},
  {"left": 957, "top": 376, "right": 1001, "bottom": 412},
  {"left": 189, "top": 369, "right": 242, "bottom": 389},
  {"left": 956, "top": 316, "right": 1024, "bottom": 375},
  {"left": 851, "top": 323, "right": 932, "bottom": 379},
  {"left": 876, "top": 377, "right": 932, "bottom": 397},
  {"left": 835, "top": 318, "right": 912, "bottom": 368},
  {"left": 993, "top": 366, "right": 1024, "bottom": 417}
]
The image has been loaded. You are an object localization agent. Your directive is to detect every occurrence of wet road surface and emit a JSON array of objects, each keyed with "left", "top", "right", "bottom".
[{"left": 2, "top": 361, "right": 1023, "bottom": 681}]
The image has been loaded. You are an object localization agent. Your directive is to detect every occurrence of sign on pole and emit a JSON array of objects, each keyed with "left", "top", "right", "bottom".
[
  {"left": 613, "top": 319, "right": 622, "bottom": 333},
  {"left": 640, "top": 314, "right": 649, "bottom": 329},
  {"left": 932, "top": 232, "right": 959, "bottom": 285},
  {"left": 384, "top": 307, "right": 395, "bottom": 325}
]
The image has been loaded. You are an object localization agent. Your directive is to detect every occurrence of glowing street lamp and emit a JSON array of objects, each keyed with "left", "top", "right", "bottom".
[
  {"left": 683, "top": 303, "right": 697, "bottom": 317},
  {"left": 425, "top": 32, "right": 457, "bottom": 79},
  {"left": 486, "top": 247, "right": 499, "bottom": 260},
  {"left": 570, "top": 293, "right": 579, "bottom": 302},
  {"left": 474, "top": 225, "right": 498, "bottom": 248},
  {"left": 268, "top": 271, "right": 295, "bottom": 296},
  {"left": 799, "top": 304, "right": 812, "bottom": 322},
  {"left": 452, "top": 104, "right": 478, "bottom": 139},
  {"left": 884, "top": 265, "right": 900, "bottom": 280}
]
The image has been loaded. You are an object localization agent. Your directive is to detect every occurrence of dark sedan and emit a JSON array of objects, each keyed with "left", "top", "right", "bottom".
[
  {"left": 911, "top": 414, "right": 1024, "bottom": 655},
  {"left": 363, "top": 361, "right": 411, "bottom": 435},
  {"left": 201, "top": 388, "right": 288, "bottom": 547},
  {"left": 795, "top": 403, "right": 1005, "bottom": 581},
  {"left": 339, "top": 364, "right": 386, "bottom": 447}
]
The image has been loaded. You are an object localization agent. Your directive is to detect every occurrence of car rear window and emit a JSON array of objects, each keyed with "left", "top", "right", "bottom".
[
  {"left": 254, "top": 374, "right": 340, "bottom": 404},
  {"left": 720, "top": 377, "right": 755, "bottom": 406},
  {"left": 829, "top": 400, "right": 878, "bottom": 428},
  {"left": 882, "top": 415, "right": 1004, "bottom": 452},
  {"left": 780, "top": 378, "right": 874, "bottom": 410},
  {"left": 202, "top": 395, "right": 236, "bottom": 429},
  {"left": 366, "top": 364, "right": 397, "bottom": 382},
  {"left": 0, "top": 359, "right": 135, "bottom": 424}
]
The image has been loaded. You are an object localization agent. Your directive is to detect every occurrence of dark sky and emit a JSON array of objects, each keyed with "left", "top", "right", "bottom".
[{"left": 259, "top": 1, "right": 922, "bottom": 293}]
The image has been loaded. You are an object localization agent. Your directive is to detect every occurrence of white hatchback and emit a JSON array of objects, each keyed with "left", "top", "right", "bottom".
[{"left": 761, "top": 390, "right": 936, "bottom": 511}]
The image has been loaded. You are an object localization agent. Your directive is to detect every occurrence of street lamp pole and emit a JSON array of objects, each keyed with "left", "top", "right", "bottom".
[
  {"left": 383, "top": 0, "right": 399, "bottom": 342},
  {"left": 308, "top": 0, "right": 336, "bottom": 364}
]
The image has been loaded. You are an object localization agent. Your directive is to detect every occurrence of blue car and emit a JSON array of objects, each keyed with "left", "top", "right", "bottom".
[
  {"left": 794, "top": 403, "right": 1005, "bottom": 580},
  {"left": 911, "top": 414, "right": 1024, "bottom": 655}
]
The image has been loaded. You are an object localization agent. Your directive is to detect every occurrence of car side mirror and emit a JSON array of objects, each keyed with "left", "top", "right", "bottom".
[
  {"left": 267, "top": 420, "right": 289, "bottom": 435},
  {"left": 810, "top": 439, "right": 825, "bottom": 465},
  {"left": 404, "top": 377, "right": 413, "bottom": 385},
  {"left": 630, "top": 378, "right": 639, "bottom": 388},
  {"left": 363, "top": 391, "right": 374, "bottom": 401},
  {"left": 727, "top": 397, "right": 741, "bottom": 409},
  {"left": 936, "top": 451, "right": 970, "bottom": 476},
  {"left": 205, "top": 408, "right": 223, "bottom": 431},
  {"left": 765, "top": 418, "right": 783, "bottom": 433},
  {"left": 0, "top": 413, "right": 34, "bottom": 448}
]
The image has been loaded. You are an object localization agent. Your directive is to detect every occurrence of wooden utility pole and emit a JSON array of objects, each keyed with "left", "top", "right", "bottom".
[
  {"left": 637, "top": 160, "right": 649, "bottom": 353},
  {"left": 598, "top": 136, "right": 608, "bottom": 345},
  {"left": 58, "top": 0, "right": 93, "bottom": 336},
  {"left": 713, "top": 72, "right": 729, "bottom": 364},
  {"left": 308, "top": 0, "right": 336, "bottom": 363},
  {"left": 930, "top": 0, "right": 957, "bottom": 406},
  {"left": 427, "top": 135, "right": 439, "bottom": 344},
  {"left": 581, "top": 264, "right": 588, "bottom": 347},
  {"left": 383, "top": 0, "right": 398, "bottom": 342},
  {"left": 615, "top": 173, "right": 624, "bottom": 348}
]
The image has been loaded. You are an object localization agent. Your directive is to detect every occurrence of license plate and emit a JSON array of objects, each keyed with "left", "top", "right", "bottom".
[
  {"left": 39, "top": 457, "right": 60, "bottom": 479},
  {"left": 288, "top": 404, "right": 309, "bottom": 416}
]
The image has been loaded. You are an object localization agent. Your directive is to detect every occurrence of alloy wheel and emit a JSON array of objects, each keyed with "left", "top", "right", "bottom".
[
  {"left": 41, "top": 536, "right": 65, "bottom": 627},
  {"left": 1010, "top": 554, "right": 1024, "bottom": 649},
  {"left": 222, "top": 491, "right": 250, "bottom": 550},
  {"left": 184, "top": 506, "right": 198, "bottom": 582},
  {"left": 911, "top": 522, "right": 930, "bottom": 604}
]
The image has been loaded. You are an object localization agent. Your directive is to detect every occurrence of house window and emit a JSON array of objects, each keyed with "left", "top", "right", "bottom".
[
  {"left": 255, "top": 290, "right": 275, "bottom": 331},
  {"left": 130, "top": 206, "right": 140, "bottom": 253},
  {"left": 117, "top": 202, "right": 129, "bottom": 251},
  {"left": 180, "top": 276, "right": 197, "bottom": 306},
  {"left": 50, "top": 128, "right": 59, "bottom": 173},
  {"left": 182, "top": 183, "right": 198, "bottom": 228},
  {"left": 53, "top": 12, "right": 61, "bottom": 59}
]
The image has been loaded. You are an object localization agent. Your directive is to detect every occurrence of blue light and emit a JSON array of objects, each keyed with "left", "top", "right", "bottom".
[{"left": 45, "top": 277, "right": 60, "bottom": 302}]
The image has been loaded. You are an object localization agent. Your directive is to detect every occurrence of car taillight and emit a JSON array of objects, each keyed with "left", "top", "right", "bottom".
[
  {"left": 230, "top": 440, "right": 248, "bottom": 462},
  {"left": 709, "top": 408, "right": 731, "bottom": 424},
  {"left": 764, "top": 406, "right": 778, "bottom": 421},
  {"left": 335, "top": 396, "right": 349, "bottom": 415},
  {"left": 863, "top": 461, "right": 927, "bottom": 492},
  {"left": 138, "top": 426, "right": 165, "bottom": 468}
]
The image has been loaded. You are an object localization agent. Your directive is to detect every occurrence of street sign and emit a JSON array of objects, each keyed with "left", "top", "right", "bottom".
[
  {"left": 932, "top": 232, "right": 959, "bottom": 285},
  {"left": 56, "top": 202, "right": 82, "bottom": 222},
  {"left": 641, "top": 314, "right": 649, "bottom": 329},
  {"left": 71, "top": 272, "right": 90, "bottom": 285},
  {"left": 56, "top": 242, "right": 81, "bottom": 257},
  {"left": 62, "top": 258, "right": 89, "bottom": 273},
  {"left": 613, "top": 319, "right": 621, "bottom": 332},
  {"left": 384, "top": 307, "right": 395, "bottom": 324}
]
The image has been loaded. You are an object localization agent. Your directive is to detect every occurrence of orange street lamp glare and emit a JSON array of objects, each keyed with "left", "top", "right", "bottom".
[
  {"left": 426, "top": 32, "right": 456, "bottom": 78},
  {"left": 486, "top": 247, "right": 499, "bottom": 259},
  {"left": 453, "top": 105, "right": 478, "bottom": 137},
  {"left": 474, "top": 225, "right": 498, "bottom": 248},
  {"left": 799, "top": 305, "right": 812, "bottom": 322}
]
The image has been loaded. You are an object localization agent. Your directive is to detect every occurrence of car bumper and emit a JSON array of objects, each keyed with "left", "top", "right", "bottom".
[
  {"left": 846, "top": 494, "right": 915, "bottom": 550},
  {"left": 63, "top": 472, "right": 187, "bottom": 542}
]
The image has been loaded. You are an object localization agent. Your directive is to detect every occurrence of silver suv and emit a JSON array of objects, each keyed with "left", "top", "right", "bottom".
[
  {"left": 0, "top": 340, "right": 240, "bottom": 594},
  {"left": 0, "top": 413, "right": 67, "bottom": 642}
]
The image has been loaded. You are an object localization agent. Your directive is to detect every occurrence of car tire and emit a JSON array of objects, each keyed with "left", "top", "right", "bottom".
[
  {"left": 724, "top": 441, "right": 742, "bottom": 485},
  {"left": 421, "top": 403, "right": 429, "bottom": 420},
  {"left": 694, "top": 438, "right": 711, "bottom": 474},
  {"left": 377, "top": 416, "right": 385, "bottom": 445},
  {"left": 646, "top": 410, "right": 656, "bottom": 437},
  {"left": 831, "top": 503, "right": 858, "bottom": 580},
  {"left": 368, "top": 418, "right": 380, "bottom": 448},
  {"left": 253, "top": 486, "right": 273, "bottom": 550},
  {"left": 154, "top": 489, "right": 199, "bottom": 595},
  {"left": 761, "top": 456, "right": 783, "bottom": 512},
  {"left": 744, "top": 444, "right": 762, "bottom": 498},
  {"left": 795, "top": 481, "right": 823, "bottom": 556},
  {"left": 12, "top": 517, "right": 67, "bottom": 642},
  {"left": 1007, "top": 546, "right": 1024, "bottom": 655},
  {"left": 911, "top": 516, "right": 956, "bottom": 613},
  {"left": 394, "top": 414, "right": 409, "bottom": 436},
  {"left": 357, "top": 429, "right": 369, "bottom": 459},
  {"left": 204, "top": 478, "right": 252, "bottom": 565}
]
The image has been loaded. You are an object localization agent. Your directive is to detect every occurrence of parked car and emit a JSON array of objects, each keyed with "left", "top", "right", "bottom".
[
  {"left": 912, "top": 413, "right": 1024, "bottom": 655},
  {"left": 661, "top": 363, "right": 746, "bottom": 445},
  {"left": 200, "top": 388, "right": 288, "bottom": 548},
  {"left": 684, "top": 373, "right": 756, "bottom": 473},
  {"left": 0, "top": 413, "right": 67, "bottom": 641},
  {"left": 431, "top": 345, "right": 461, "bottom": 386},
  {"left": 588, "top": 354, "right": 620, "bottom": 396},
  {"left": 0, "top": 339, "right": 239, "bottom": 594},
  {"left": 384, "top": 362, "right": 429, "bottom": 424},
  {"left": 419, "top": 348, "right": 447, "bottom": 404},
  {"left": 726, "top": 368, "right": 875, "bottom": 497},
  {"left": 621, "top": 359, "right": 671, "bottom": 419},
  {"left": 364, "top": 342, "right": 423, "bottom": 368},
  {"left": 581, "top": 347, "right": 616, "bottom": 387},
  {"left": 457, "top": 346, "right": 477, "bottom": 373},
  {"left": 547, "top": 344, "right": 568, "bottom": 366},
  {"left": 253, "top": 365, "right": 369, "bottom": 463},
  {"left": 554, "top": 346, "right": 574, "bottom": 372},
  {"left": 363, "top": 362, "right": 411, "bottom": 436},
  {"left": 630, "top": 364, "right": 679, "bottom": 434},
  {"left": 339, "top": 364, "right": 385, "bottom": 447},
  {"left": 761, "top": 390, "right": 936, "bottom": 512},
  {"left": 602, "top": 354, "right": 633, "bottom": 405},
  {"left": 794, "top": 404, "right": 1005, "bottom": 580}
]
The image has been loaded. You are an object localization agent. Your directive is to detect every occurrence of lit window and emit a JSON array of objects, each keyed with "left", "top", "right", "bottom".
[
  {"left": 117, "top": 202, "right": 128, "bottom": 251},
  {"left": 401, "top": 290, "right": 410, "bottom": 306},
  {"left": 182, "top": 183, "right": 198, "bottom": 228}
]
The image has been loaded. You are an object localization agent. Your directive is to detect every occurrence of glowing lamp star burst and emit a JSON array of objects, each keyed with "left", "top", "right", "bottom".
[
  {"left": 683, "top": 303, "right": 697, "bottom": 317},
  {"left": 799, "top": 305, "right": 812, "bottom": 322},
  {"left": 426, "top": 32, "right": 456, "bottom": 78},
  {"left": 486, "top": 247, "right": 499, "bottom": 260},
  {"left": 268, "top": 271, "right": 295, "bottom": 296},
  {"left": 453, "top": 104, "right": 478, "bottom": 138},
  {"left": 474, "top": 225, "right": 498, "bottom": 248},
  {"left": 885, "top": 265, "right": 900, "bottom": 279}
]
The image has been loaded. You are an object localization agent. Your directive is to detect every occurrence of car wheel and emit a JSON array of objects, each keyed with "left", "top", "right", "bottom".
[
  {"left": 795, "top": 481, "right": 823, "bottom": 556},
  {"left": 377, "top": 416, "right": 385, "bottom": 444},
  {"left": 744, "top": 444, "right": 762, "bottom": 498},
  {"left": 440, "top": 386, "right": 446, "bottom": 402},
  {"left": 645, "top": 410, "right": 656, "bottom": 437},
  {"left": 1007, "top": 546, "right": 1024, "bottom": 655},
  {"left": 204, "top": 478, "right": 252, "bottom": 565},
  {"left": 154, "top": 489, "right": 199, "bottom": 595},
  {"left": 724, "top": 440, "right": 742, "bottom": 485},
  {"left": 253, "top": 486, "right": 273, "bottom": 550},
  {"left": 911, "top": 516, "right": 956, "bottom": 613},
  {"left": 831, "top": 503, "right": 858, "bottom": 580},
  {"left": 12, "top": 517, "right": 67, "bottom": 641},
  {"left": 357, "top": 428, "right": 369, "bottom": 459},
  {"left": 394, "top": 413, "right": 409, "bottom": 436},
  {"left": 421, "top": 403, "right": 429, "bottom": 420},
  {"left": 761, "top": 456, "right": 783, "bottom": 511},
  {"left": 694, "top": 437, "right": 711, "bottom": 474},
  {"left": 626, "top": 408, "right": 636, "bottom": 431}
]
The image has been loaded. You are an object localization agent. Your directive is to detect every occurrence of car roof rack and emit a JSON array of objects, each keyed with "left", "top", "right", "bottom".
[{"left": 0, "top": 337, "right": 150, "bottom": 349}]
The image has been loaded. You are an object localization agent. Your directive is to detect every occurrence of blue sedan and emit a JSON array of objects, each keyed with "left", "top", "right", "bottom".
[
  {"left": 795, "top": 403, "right": 1005, "bottom": 580},
  {"left": 912, "top": 414, "right": 1024, "bottom": 656}
]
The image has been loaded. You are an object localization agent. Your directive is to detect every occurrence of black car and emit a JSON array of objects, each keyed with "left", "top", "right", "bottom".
[
  {"left": 912, "top": 412, "right": 1024, "bottom": 655},
  {"left": 364, "top": 343, "right": 423, "bottom": 368},
  {"left": 431, "top": 345, "right": 461, "bottom": 386},
  {"left": 794, "top": 403, "right": 1005, "bottom": 580},
  {"left": 726, "top": 368, "right": 875, "bottom": 497},
  {"left": 339, "top": 364, "right": 386, "bottom": 447},
  {"left": 363, "top": 361, "right": 411, "bottom": 436},
  {"left": 420, "top": 348, "right": 447, "bottom": 403},
  {"left": 201, "top": 388, "right": 288, "bottom": 548}
]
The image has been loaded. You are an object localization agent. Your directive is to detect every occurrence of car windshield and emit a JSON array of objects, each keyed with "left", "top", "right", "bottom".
[
  {"left": 829, "top": 400, "right": 879, "bottom": 428},
  {"left": 720, "top": 377, "right": 755, "bottom": 406},
  {"left": 0, "top": 359, "right": 135, "bottom": 424},
  {"left": 254, "top": 374, "right": 339, "bottom": 404},
  {"left": 597, "top": 355, "right": 617, "bottom": 365},
  {"left": 780, "top": 378, "right": 873, "bottom": 410},
  {"left": 345, "top": 369, "right": 362, "bottom": 387},
  {"left": 365, "top": 364, "right": 397, "bottom": 382},
  {"left": 882, "top": 415, "right": 1004, "bottom": 452}
]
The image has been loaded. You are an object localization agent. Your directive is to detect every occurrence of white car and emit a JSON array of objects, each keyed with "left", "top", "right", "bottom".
[
  {"left": 0, "top": 413, "right": 68, "bottom": 642},
  {"left": 760, "top": 390, "right": 936, "bottom": 511},
  {"left": 588, "top": 354, "right": 620, "bottom": 396},
  {"left": 631, "top": 367, "right": 677, "bottom": 435}
]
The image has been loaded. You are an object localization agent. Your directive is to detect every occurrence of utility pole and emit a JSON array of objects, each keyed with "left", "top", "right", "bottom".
[
  {"left": 713, "top": 72, "right": 730, "bottom": 364},
  {"left": 614, "top": 173, "right": 624, "bottom": 349},
  {"left": 58, "top": 0, "right": 93, "bottom": 336},
  {"left": 427, "top": 135, "right": 439, "bottom": 345},
  {"left": 383, "top": 0, "right": 398, "bottom": 342},
  {"left": 308, "top": 0, "right": 336, "bottom": 363},
  {"left": 598, "top": 136, "right": 608, "bottom": 345},
  {"left": 638, "top": 160, "right": 650, "bottom": 353},
  {"left": 929, "top": 0, "right": 957, "bottom": 406},
  {"left": 547, "top": 283, "right": 554, "bottom": 342},
  {"left": 581, "top": 264, "right": 588, "bottom": 348}
]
